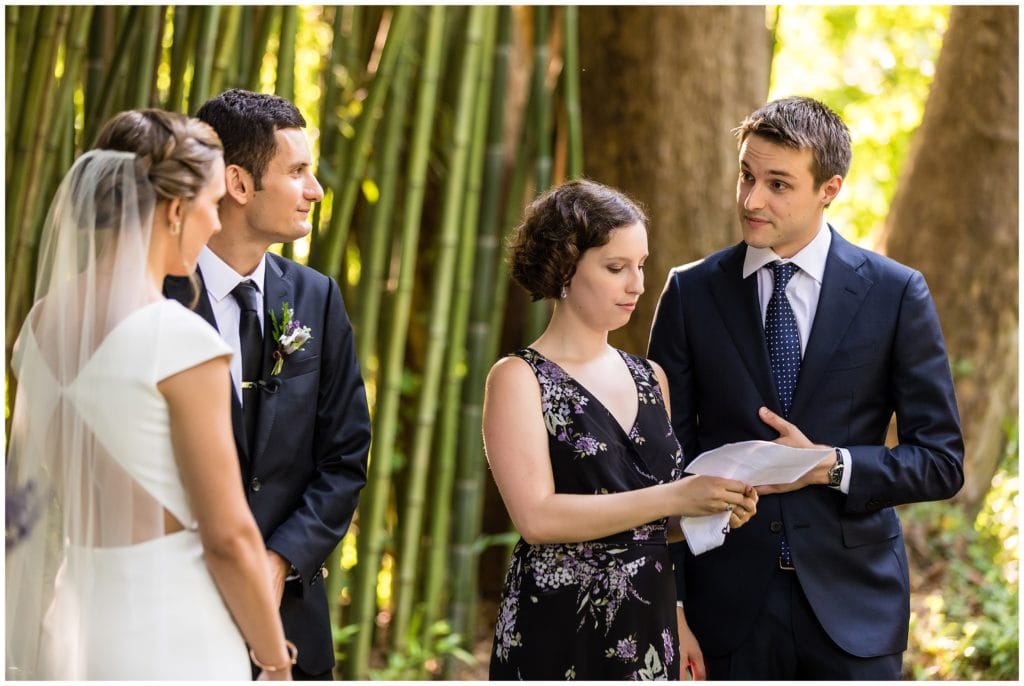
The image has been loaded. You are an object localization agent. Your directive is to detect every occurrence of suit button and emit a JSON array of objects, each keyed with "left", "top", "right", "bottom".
[
  {"left": 250, "top": 477, "right": 262, "bottom": 492},
  {"left": 769, "top": 521, "right": 783, "bottom": 534}
]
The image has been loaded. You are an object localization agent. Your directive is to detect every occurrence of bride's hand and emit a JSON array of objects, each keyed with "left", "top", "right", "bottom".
[{"left": 671, "top": 475, "right": 755, "bottom": 517}]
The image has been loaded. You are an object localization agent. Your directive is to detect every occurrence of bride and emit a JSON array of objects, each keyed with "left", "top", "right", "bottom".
[{"left": 6, "top": 109, "right": 294, "bottom": 679}]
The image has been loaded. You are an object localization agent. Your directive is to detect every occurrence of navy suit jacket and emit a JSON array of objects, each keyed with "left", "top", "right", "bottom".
[
  {"left": 165, "top": 253, "right": 370, "bottom": 674},
  {"left": 648, "top": 228, "right": 963, "bottom": 658}
]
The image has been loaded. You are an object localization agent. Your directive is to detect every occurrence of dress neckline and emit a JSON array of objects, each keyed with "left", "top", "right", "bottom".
[{"left": 523, "top": 346, "right": 641, "bottom": 439}]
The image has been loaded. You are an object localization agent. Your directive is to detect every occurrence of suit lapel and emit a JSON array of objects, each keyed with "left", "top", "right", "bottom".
[
  {"left": 251, "top": 255, "right": 292, "bottom": 465},
  {"left": 164, "top": 269, "right": 249, "bottom": 463},
  {"left": 789, "top": 229, "right": 872, "bottom": 419},
  {"left": 708, "top": 243, "right": 778, "bottom": 411}
]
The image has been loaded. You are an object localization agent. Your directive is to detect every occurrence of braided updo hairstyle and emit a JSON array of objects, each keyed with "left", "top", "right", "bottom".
[
  {"left": 93, "top": 108, "right": 223, "bottom": 203},
  {"left": 508, "top": 179, "right": 648, "bottom": 301}
]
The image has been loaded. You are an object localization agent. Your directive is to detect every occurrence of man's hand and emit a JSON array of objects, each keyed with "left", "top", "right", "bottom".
[
  {"left": 677, "top": 606, "right": 706, "bottom": 680},
  {"left": 267, "top": 550, "right": 291, "bottom": 605},
  {"left": 755, "top": 406, "right": 834, "bottom": 495}
]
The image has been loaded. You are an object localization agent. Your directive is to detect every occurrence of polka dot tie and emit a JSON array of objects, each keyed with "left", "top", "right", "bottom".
[
  {"left": 766, "top": 262, "right": 800, "bottom": 569},
  {"left": 765, "top": 262, "right": 801, "bottom": 418}
]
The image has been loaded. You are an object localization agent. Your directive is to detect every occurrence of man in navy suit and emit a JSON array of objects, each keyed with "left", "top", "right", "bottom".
[
  {"left": 165, "top": 89, "right": 370, "bottom": 679},
  {"left": 648, "top": 96, "right": 963, "bottom": 679}
]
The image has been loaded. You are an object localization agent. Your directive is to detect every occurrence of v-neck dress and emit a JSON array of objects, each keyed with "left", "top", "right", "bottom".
[{"left": 489, "top": 347, "right": 685, "bottom": 681}]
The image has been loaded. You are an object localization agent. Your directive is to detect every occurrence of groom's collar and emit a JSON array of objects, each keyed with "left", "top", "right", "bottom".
[{"left": 197, "top": 246, "right": 268, "bottom": 303}]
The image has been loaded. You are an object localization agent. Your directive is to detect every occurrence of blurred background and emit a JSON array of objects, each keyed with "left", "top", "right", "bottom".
[{"left": 4, "top": 5, "right": 1018, "bottom": 679}]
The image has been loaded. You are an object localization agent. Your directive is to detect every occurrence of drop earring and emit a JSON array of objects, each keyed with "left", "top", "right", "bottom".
[
  {"left": 169, "top": 221, "right": 182, "bottom": 237},
  {"left": 560, "top": 285, "right": 567, "bottom": 299}
]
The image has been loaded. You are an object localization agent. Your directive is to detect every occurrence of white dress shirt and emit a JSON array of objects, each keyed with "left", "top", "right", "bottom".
[
  {"left": 196, "top": 246, "right": 267, "bottom": 404},
  {"left": 741, "top": 219, "right": 853, "bottom": 493}
]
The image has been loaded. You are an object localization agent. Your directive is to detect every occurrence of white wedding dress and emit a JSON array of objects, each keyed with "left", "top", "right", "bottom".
[{"left": 9, "top": 299, "right": 251, "bottom": 680}]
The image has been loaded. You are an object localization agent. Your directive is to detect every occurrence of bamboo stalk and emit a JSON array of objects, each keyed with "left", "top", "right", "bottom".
[
  {"left": 187, "top": 5, "right": 221, "bottom": 113},
  {"left": 83, "top": 5, "right": 142, "bottom": 144},
  {"left": 344, "top": 7, "right": 446, "bottom": 679},
  {"left": 83, "top": 8, "right": 113, "bottom": 131},
  {"left": 275, "top": 5, "right": 299, "bottom": 262},
  {"left": 128, "top": 5, "right": 164, "bottom": 109},
  {"left": 244, "top": 6, "right": 278, "bottom": 93},
  {"left": 24, "top": 5, "right": 95, "bottom": 263},
  {"left": 321, "top": 26, "right": 416, "bottom": 634},
  {"left": 390, "top": 4, "right": 488, "bottom": 653},
  {"left": 420, "top": 7, "right": 500, "bottom": 667},
  {"left": 276, "top": 5, "right": 298, "bottom": 101},
  {"left": 235, "top": 6, "right": 255, "bottom": 89},
  {"left": 6, "top": 6, "right": 19, "bottom": 137},
  {"left": 166, "top": 6, "right": 196, "bottom": 112},
  {"left": 210, "top": 5, "right": 242, "bottom": 97},
  {"left": 310, "top": 6, "right": 349, "bottom": 239},
  {"left": 445, "top": 5, "right": 513, "bottom": 658},
  {"left": 355, "top": 39, "right": 416, "bottom": 375},
  {"left": 6, "top": 6, "right": 72, "bottom": 356},
  {"left": 310, "top": 6, "right": 413, "bottom": 280},
  {"left": 8, "top": 5, "right": 41, "bottom": 176},
  {"left": 563, "top": 5, "right": 583, "bottom": 179},
  {"left": 524, "top": 5, "right": 555, "bottom": 342}
]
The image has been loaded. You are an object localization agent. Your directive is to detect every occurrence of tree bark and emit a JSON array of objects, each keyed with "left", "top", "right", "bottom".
[
  {"left": 578, "top": 6, "right": 771, "bottom": 354},
  {"left": 883, "top": 6, "right": 1018, "bottom": 512}
]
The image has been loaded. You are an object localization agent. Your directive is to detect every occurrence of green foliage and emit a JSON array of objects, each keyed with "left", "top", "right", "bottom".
[
  {"left": 769, "top": 5, "right": 950, "bottom": 242},
  {"left": 901, "top": 423, "right": 1019, "bottom": 680},
  {"left": 367, "top": 618, "right": 476, "bottom": 680}
]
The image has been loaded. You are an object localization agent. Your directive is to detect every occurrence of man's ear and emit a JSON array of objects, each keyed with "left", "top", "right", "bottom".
[
  {"left": 820, "top": 175, "right": 843, "bottom": 207},
  {"left": 225, "top": 164, "right": 254, "bottom": 205}
]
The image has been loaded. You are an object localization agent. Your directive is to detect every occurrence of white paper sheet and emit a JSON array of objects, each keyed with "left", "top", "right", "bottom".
[{"left": 679, "top": 440, "right": 832, "bottom": 555}]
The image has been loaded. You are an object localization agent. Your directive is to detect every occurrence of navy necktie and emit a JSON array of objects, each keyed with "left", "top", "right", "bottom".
[
  {"left": 231, "top": 279, "right": 263, "bottom": 452},
  {"left": 765, "top": 262, "right": 800, "bottom": 569},
  {"left": 765, "top": 262, "right": 801, "bottom": 418}
]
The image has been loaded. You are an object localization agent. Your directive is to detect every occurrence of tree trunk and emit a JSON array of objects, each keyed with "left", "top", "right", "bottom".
[
  {"left": 578, "top": 6, "right": 771, "bottom": 355},
  {"left": 884, "top": 6, "right": 1018, "bottom": 513}
]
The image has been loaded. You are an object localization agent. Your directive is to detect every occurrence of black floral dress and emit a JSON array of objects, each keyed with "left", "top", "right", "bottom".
[{"left": 489, "top": 348, "right": 685, "bottom": 681}]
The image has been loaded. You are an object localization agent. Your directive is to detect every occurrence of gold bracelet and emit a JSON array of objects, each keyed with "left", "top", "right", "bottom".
[{"left": 249, "top": 639, "right": 298, "bottom": 672}]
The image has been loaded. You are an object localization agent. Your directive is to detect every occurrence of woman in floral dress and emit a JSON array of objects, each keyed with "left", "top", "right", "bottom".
[{"left": 484, "top": 180, "right": 759, "bottom": 680}]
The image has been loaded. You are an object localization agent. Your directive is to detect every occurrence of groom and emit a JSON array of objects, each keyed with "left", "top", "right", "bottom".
[{"left": 165, "top": 89, "right": 370, "bottom": 679}]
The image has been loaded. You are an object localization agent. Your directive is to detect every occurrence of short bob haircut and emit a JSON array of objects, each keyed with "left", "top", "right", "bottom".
[
  {"left": 508, "top": 179, "right": 648, "bottom": 302},
  {"left": 734, "top": 96, "right": 852, "bottom": 186}
]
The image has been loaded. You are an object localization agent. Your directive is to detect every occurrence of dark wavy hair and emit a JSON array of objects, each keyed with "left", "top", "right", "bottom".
[
  {"left": 734, "top": 96, "right": 851, "bottom": 186},
  {"left": 195, "top": 88, "right": 305, "bottom": 189},
  {"left": 508, "top": 180, "right": 648, "bottom": 301}
]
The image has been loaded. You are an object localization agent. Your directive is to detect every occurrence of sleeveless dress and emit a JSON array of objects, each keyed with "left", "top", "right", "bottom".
[
  {"left": 20, "top": 300, "right": 251, "bottom": 679},
  {"left": 489, "top": 348, "right": 685, "bottom": 681}
]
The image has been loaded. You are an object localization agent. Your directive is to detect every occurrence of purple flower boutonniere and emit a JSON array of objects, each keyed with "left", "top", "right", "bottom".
[{"left": 269, "top": 302, "right": 312, "bottom": 375}]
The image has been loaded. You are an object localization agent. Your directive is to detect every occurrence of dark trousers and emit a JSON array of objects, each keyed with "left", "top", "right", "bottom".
[{"left": 706, "top": 567, "right": 903, "bottom": 680}]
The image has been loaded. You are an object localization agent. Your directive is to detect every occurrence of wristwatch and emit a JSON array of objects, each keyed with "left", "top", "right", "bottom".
[{"left": 827, "top": 448, "right": 844, "bottom": 488}]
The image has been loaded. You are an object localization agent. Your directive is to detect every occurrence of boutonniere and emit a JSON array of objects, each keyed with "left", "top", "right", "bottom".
[{"left": 269, "top": 302, "right": 312, "bottom": 375}]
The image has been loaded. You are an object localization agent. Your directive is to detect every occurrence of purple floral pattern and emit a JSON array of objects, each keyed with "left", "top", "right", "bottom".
[{"left": 489, "top": 348, "right": 683, "bottom": 680}]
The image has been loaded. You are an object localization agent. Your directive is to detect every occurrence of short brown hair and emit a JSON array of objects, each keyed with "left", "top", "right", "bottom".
[
  {"left": 734, "top": 96, "right": 851, "bottom": 186},
  {"left": 509, "top": 180, "right": 648, "bottom": 301}
]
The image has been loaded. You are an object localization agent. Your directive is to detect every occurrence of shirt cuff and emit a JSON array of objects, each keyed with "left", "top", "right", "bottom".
[{"left": 837, "top": 447, "right": 852, "bottom": 494}]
